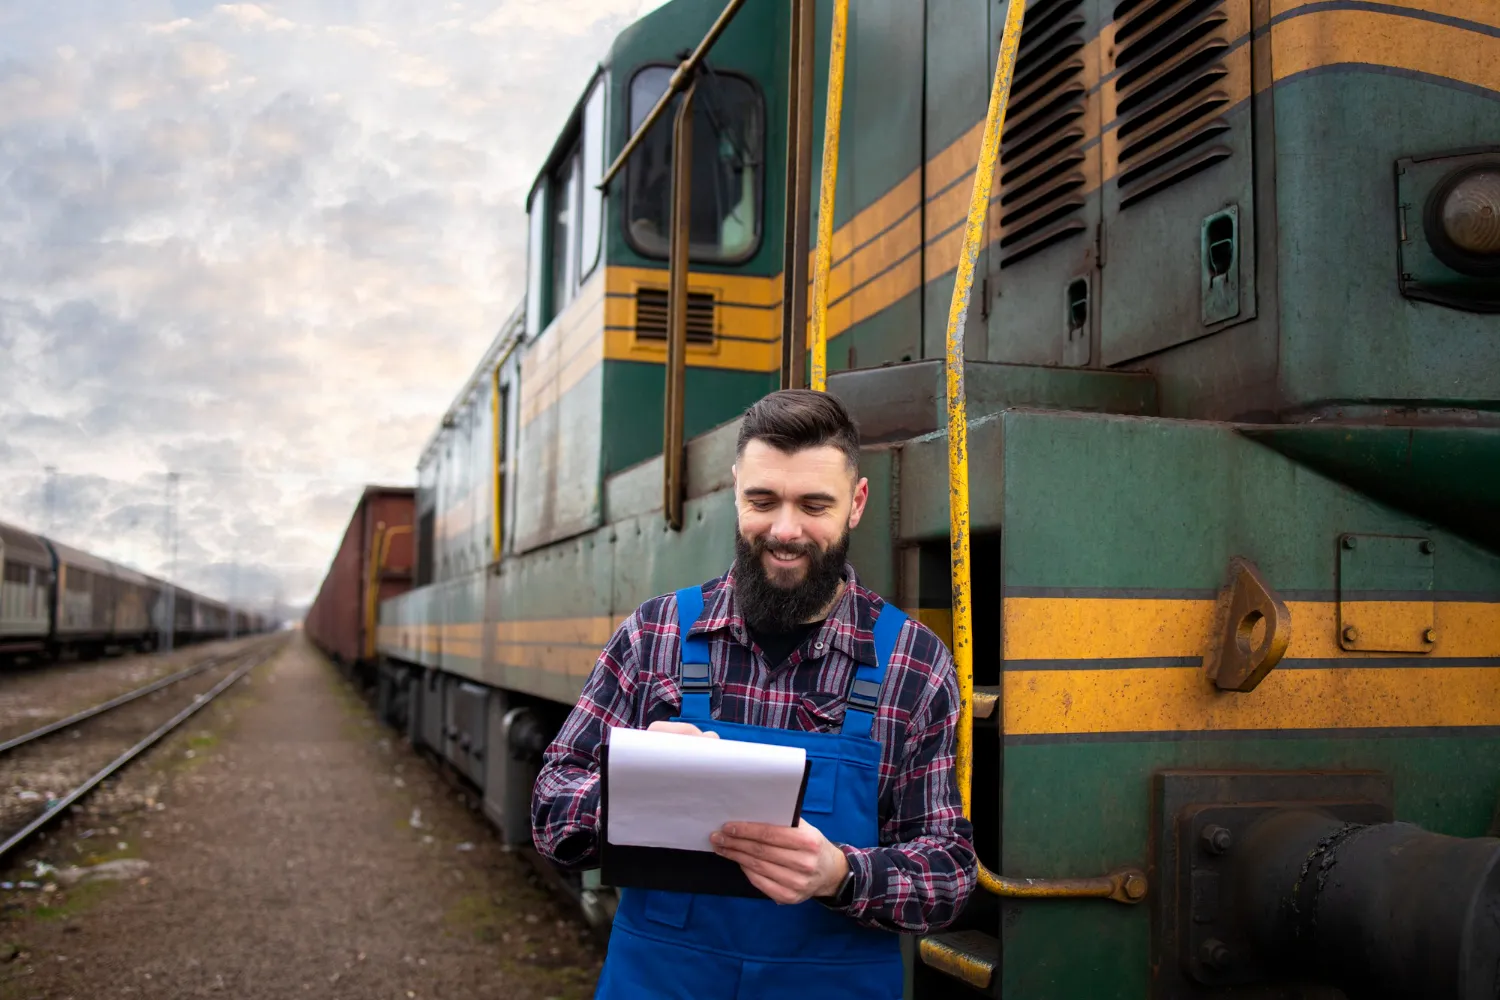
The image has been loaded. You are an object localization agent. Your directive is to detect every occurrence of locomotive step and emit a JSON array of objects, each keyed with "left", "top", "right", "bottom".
[{"left": 918, "top": 928, "right": 999, "bottom": 990}]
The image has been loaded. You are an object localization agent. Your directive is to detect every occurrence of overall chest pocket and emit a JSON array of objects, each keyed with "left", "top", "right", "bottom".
[{"left": 800, "top": 753, "right": 840, "bottom": 815}]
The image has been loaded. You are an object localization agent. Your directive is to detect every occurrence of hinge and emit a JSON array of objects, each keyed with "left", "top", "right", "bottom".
[
  {"left": 980, "top": 276, "right": 990, "bottom": 320},
  {"left": 1095, "top": 222, "right": 1105, "bottom": 268}
]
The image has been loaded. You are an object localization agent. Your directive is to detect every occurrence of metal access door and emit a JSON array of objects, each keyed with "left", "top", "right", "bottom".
[
  {"left": 986, "top": 0, "right": 1106, "bottom": 369},
  {"left": 1098, "top": 0, "right": 1257, "bottom": 365}
]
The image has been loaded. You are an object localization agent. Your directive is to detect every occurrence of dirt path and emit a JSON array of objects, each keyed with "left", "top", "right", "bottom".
[{"left": 0, "top": 637, "right": 602, "bottom": 1000}]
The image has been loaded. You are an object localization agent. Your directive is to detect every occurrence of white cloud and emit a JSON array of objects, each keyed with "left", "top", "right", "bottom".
[
  {"left": 215, "top": 4, "right": 294, "bottom": 31},
  {"left": 0, "top": 0, "right": 668, "bottom": 610}
]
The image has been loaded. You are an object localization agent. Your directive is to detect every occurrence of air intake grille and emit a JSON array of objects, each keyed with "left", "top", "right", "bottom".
[
  {"left": 997, "top": 0, "right": 1090, "bottom": 268},
  {"left": 1112, "top": 0, "right": 1234, "bottom": 208},
  {"left": 634, "top": 288, "right": 716, "bottom": 344}
]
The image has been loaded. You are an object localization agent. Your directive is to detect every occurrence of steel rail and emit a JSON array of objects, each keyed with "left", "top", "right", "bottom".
[
  {"left": 0, "top": 641, "right": 280, "bottom": 865},
  {"left": 0, "top": 653, "right": 235, "bottom": 756}
]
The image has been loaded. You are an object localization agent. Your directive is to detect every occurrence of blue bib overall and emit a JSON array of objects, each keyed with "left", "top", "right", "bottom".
[{"left": 594, "top": 586, "right": 907, "bottom": 1000}]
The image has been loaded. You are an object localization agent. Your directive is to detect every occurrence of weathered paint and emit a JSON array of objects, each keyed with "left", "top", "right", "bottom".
[{"left": 807, "top": 0, "right": 847, "bottom": 391}]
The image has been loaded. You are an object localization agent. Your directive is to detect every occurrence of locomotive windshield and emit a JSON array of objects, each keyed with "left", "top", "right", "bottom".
[{"left": 624, "top": 64, "right": 763, "bottom": 263}]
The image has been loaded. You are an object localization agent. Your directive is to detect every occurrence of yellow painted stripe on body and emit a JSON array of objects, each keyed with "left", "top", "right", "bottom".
[
  {"left": 1001, "top": 598, "right": 1500, "bottom": 661},
  {"left": 1269, "top": 7, "right": 1500, "bottom": 96},
  {"left": 1271, "top": 0, "right": 1500, "bottom": 31},
  {"left": 495, "top": 615, "right": 617, "bottom": 646},
  {"left": 1004, "top": 665, "right": 1500, "bottom": 735},
  {"left": 1000, "top": 597, "right": 1500, "bottom": 735}
]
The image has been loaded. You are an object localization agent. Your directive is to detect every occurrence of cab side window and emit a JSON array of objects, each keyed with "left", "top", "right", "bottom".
[
  {"left": 624, "top": 65, "right": 764, "bottom": 263},
  {"left": 528, "top": 77, "right": 607, "bottom": 336}
]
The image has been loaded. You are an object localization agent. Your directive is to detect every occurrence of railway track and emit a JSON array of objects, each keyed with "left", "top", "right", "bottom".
[{"left": 0, "top": 636, "right": 286, "bottom": 866}]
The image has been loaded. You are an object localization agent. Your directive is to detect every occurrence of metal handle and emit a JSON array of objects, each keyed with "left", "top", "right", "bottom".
[{"left": 943, "top": 0, "right": 1146, "bottom": 906}]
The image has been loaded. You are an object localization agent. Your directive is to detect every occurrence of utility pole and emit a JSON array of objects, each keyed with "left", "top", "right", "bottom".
[
  {"left": 161, "top": 472, "right": 179, "bottom": 652},
  {"left": 227, "top": 538, "right": 239, "bottom": 640},
  {"left": 43, "top": 466, "right": 57, "bottom": 536}
]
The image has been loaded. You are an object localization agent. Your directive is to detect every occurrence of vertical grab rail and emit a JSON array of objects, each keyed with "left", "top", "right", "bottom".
[
  {"left": 663, "top": 81, "right": 698, "bottom": 531},
  {"left": 942, "top": 0, "right": 1147, "bottom": 903},
  {"left": 366, "top": 523, "right": 411, "bottom": 662},
  {"left": 780, "top": 0, "right": 816, "bottom": 390},
  {"left": 808, "top": 0, "right": 849, "bottom": 392}
]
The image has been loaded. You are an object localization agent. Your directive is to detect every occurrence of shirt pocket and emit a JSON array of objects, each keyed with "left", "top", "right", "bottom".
[{"left": 794, "top": 692, "right": 844, "bottom": 734}]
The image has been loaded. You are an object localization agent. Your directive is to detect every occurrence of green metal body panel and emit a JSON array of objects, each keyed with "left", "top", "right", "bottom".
[
  {"left": 513, "top": 358, "right": 605, "bottom": 554},
  {"left": 923, "top": 0, "right": 989, "bottom": 362},
  {"left": 1272, "top": 75, "right": 1500, "bottom": 409},
  {"left": 600, "top": 361, "right": 774, "bottom": 476},
  {"left": 990, "top": 410, "right": 1500, "bottom": 594},
  {"left": 1244, "top": 424, "right": 1500, "bottom": 553},
  {"left": 828, "top": 359, "right": 1159, "bottom": 443}
]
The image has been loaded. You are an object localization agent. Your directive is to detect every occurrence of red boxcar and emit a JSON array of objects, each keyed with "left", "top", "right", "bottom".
[{"left": 305, "top": 485, "right": 415, "bottom": 683}]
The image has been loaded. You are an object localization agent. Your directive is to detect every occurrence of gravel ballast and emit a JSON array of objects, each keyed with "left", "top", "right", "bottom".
[{"left": 0, "top": 637, "right": 603, "bottom": 1000}]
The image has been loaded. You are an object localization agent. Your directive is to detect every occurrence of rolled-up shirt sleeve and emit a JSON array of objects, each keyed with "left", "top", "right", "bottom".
[
  {"left": 829, "top": 634, "right": 977, "bottom": 934},
  {"left": 530, "top": 612, "right": 644, "bottom": 869}
]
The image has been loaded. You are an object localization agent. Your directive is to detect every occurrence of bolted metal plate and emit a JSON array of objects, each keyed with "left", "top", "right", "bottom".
[
  {"left": 1151, "top": 770, "right": 1393, "bottom": 1000},
  {"left": 1337, "top": 533, "right": 1435, "bottom": 653}
]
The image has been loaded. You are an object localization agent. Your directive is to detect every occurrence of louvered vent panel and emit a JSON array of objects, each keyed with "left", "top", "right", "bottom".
[
  {"left": 998, "top": 0, "right": 1090, "bottom": 268},
  {"left": 634, "top": 288, "right": 716, "bottom": 344},
  {"left": 1112, "top": 0, "right": 1234, "bottom": 207}
]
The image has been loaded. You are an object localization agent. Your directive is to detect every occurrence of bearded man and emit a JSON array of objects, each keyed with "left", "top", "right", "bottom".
[{"left": 531, "top": 389, "right": 977, "bottom": 1000}]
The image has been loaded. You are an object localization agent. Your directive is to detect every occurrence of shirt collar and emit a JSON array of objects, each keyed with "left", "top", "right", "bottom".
[{"left": 690, "top": 562, "right": 881, "bottom": 667}]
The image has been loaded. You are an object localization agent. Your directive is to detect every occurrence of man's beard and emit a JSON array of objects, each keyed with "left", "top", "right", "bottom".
[{"left": 733, "top": 527, "right": 850, "bottom": 633}]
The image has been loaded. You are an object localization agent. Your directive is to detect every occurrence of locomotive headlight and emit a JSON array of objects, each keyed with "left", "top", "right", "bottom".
[{"left": 1424, "top": 163, "right": 1500, "bottom": 276}]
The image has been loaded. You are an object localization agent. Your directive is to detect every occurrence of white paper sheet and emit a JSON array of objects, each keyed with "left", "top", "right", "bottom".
[{"left": 605, "top": 726, "right": 808, "bottom": 853}]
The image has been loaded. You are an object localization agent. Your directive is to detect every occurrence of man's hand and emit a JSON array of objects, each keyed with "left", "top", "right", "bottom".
[
  {"left": 710, "top": 819, "right": 849, "bottom": 905},
  {"left": 646, "top": 721, "right": 719, "bottom": 738}
]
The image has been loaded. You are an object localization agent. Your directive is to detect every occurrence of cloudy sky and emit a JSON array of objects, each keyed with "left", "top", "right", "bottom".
[{"left": 0, "top": 0, "right": 661, "bottom": 615}]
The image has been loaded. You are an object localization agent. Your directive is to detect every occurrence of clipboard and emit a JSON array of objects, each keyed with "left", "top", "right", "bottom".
[{"left": 597, "top": 741, "right": 813, "bottom": 899}]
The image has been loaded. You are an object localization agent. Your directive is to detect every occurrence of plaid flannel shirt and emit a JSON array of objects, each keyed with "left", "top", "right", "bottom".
[{"left": 530, "top": 565, "right": 977, "bottom": 935}]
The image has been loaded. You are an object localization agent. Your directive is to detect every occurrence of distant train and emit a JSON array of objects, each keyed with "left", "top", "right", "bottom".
[
  {"left": 304, "top": 486, "right": 416, "bottom": 685},
  {"left": 0, "top": 519, "right": 270, "bottom": 664}
]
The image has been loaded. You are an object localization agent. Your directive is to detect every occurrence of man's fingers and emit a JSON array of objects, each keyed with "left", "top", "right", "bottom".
[
  {"left": 721, "top": 849, "right": 809, "bottom": 897},
  {"left": 645, "top": 721, "right": 719, "bottom": 738},
  {"left": 743, "top": 868, "right": 800, "bottom": 905},
  {"left": 719, "top": 822, "right": 812, "bottom": 849},
  {"left": 712, "top": 835, "right": 818, "bottom": 874}
]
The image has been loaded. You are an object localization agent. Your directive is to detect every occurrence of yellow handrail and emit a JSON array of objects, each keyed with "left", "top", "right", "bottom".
[
  {"left": 490, "top": 338, "right": 521, "bottom": 565},
  {"left": 808, "top": 0, "right": 848, "bottom": 392},
  {"left": 942, "top": 0, "right": 1147, "bottom": 904},
  {"left": 365, "top": 523, "right": 411, "bottom": 661}
]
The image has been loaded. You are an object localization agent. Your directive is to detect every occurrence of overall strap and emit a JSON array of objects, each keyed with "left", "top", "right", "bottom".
[
  {"left": 675, "top": 586, "right": 713, "bottom": 721},
  {"left": 840, "top": 602, "right": 908, "bottom": 738}
]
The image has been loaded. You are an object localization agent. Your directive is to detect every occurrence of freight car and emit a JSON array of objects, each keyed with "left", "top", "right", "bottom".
[
  {"left": 353, "top": 0, "right": 1500, "bottom": 997},
  {"left": 304, "top": 486, "right": 415, "bottom": 687},
  {"left": 0, "top": 517, "right": 265, "bottom": 664}
]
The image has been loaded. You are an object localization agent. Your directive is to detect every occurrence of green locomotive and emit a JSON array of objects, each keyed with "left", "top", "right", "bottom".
[{"left": 369, "top": 0, "right": 1500, "bottom": 995}]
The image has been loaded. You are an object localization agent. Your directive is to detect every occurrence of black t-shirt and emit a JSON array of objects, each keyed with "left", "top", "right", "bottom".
[{"left": 747, "top": 619, "right": 825, "bottom": 669}]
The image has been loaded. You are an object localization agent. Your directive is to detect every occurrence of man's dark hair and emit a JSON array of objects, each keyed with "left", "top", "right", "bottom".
[{"left": 736, "top": 389, "right": 860, "bottom": 468}]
